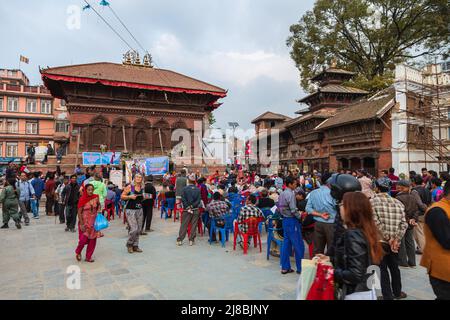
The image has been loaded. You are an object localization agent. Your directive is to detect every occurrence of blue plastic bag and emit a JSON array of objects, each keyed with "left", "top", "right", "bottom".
[{"left": 94, "top": 213, "right": 109, "bottom": 231}]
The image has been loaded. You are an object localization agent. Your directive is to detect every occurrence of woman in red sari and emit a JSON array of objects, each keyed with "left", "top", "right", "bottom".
[{"left": 75, "top": 184, "right": 100, "bottom": 262}]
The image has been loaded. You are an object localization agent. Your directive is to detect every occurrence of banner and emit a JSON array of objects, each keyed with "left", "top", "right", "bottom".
[
  {"left": 125, "top": 157, "right": 169, "bottom": 183},
  {"left": 109, "top": 170, "right": 123, "bottom": 188},
  {"left": 145, "top": 157, "right": 169, "bottom": 176},
  {"left": 82, "top": 152, "right": 121, "bottom": 166}
]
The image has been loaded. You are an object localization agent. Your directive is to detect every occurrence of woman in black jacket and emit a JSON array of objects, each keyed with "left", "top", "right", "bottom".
[{"left": 319, "top": 192, "right": 383, "bottom": 298}]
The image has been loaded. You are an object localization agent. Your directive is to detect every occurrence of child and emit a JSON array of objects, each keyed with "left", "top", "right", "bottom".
[{"left": 164, "top": 185, "right": 176, "bottom": 218}]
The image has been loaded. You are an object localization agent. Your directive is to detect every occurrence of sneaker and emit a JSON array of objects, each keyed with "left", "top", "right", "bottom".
[
  {"left": 394, "top": 292, "right": 408, "bottom": 300},
  {"left": 15, "top": 221, "right": 22, "bottom": 229},
  {"left": 33, "top": 216, "right": 39, "bottom": 219},
  {"left": 1, "top": 223, "right": 9, "bottom": 229},
  {"left": 176, "top": 240, "right": 182, "bottom": 246},
  {"left": 133, "top": 246, "right": 143, "bottom": 253},
  {"left": 127, "top": 245, "right": 134, "bottom": 254},
  {"left": 189, "top": 240, "right": 194, "bottom": 246}
]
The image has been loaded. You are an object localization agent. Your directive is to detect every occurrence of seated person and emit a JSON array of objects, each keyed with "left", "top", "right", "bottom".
[
  {"left": 237, "top": 194, "right": 264, "bottom": 234},
  {"left": 256, "top": 188, "right": 275, "bottom": 209},
  {"left": 206, "top": 192, "right": 231, "bottom": 241},
  {"left": 228, "top": 182, "right": 239, "bottom": 194}
]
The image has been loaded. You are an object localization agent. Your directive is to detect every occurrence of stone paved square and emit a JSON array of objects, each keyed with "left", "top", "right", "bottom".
[{"left": 0, "top": 208, "right": 436, "bottom": 300}]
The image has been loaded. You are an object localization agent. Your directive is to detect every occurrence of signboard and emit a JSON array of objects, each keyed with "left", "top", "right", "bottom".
[
  {"left": 82, "top": 152, "right": 121, "bottom": 166},
  {"left": 125, "top": 157, "right": 169, "bottom": 183},
  {"left": 109, "top": 170, "right": 123, "bottom": 188}
]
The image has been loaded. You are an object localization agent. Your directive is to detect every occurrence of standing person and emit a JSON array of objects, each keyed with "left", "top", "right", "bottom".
[
  {"left": 277, "top": 176, "right": 305, "bottom": 275},
  {"left": 30, "top": 172, "right": 45, "bottom": 219},
  {"left": 75, "top": 184, "right": 100, "bottom": 263},
  {"left": 421, "top": 182, "right": 450, "bottom": 300},
  {"left": 27, "top": 144, "right": 36, "bottom": 165},
  {"left": 357, "top": 169, "right": 375, "bottom": 199},
  {"left": 45, "top": 174, "right": 56, "bottom": 216},
  {"left": 16, "top": 172, "right": 35, "bottom": 226},
  {"left": 0, "top": 179, "right": 22, "bottom": 229},
  {"left": 91, "top": 173, "right": 107, "bottom": 211},
  {"left": 411, "top": 175, "right": 431, "bottom": 254},
  {"left": 176, "top": 174, "right": 201, "bottom": 246},
  {"left": 121, "top": 174, "right": 145, "bottom": 253},
  {"left": 421, "top": 168, "right": 431, "bottom": 188},
  {"left": 63, "top": 174, "right": 80, "bottom": 232},
  {"left": 371, "top": 179, "right": 408, "bottom": 300},
  {"left": 431, "top": 178, "right": 444, "bottom": 203},
  {"left": 55, "top": 176, "right": 69, "bottom": 224},
  {"left": 5, "top": 161, "right": 17, "bottom": 180},
  {"left": 74, "top": 164, "right": 82, "bottom": 176},
  {"left": 395, "top": 180, "right": 419, "bottom": 268},
  {"left": 142, "top": 175, "right": 157, "bottom": 234},
  {"left": 175, "top": 169, "right": 188, "bottom": 220},
  {"left": 102, "top": 164, "right": 111, "bottom": 182},
  {"left": 318, "top": 192, "right": 383, "bottom": 299},
  {"left": 388, "top": 167, "right": 399, "bottom": 196},
  {"left": 305, "top": 173, "right": 336, "bottom": 255}
]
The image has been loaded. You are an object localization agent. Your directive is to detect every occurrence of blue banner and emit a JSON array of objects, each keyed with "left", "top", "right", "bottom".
[
  {"left": 82, "top": 152, "right": 121, "bottom": 166},
  {"left": 0, "top": 157, "right": 22, "bottom": 164},
  {"left": 145, "top": 156, "right": 169, "bottom": 175}
]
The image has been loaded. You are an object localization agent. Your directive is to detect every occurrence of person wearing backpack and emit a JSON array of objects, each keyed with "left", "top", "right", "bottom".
[{"left": 1, "top": 178, "right": 22, "bottom": 229}]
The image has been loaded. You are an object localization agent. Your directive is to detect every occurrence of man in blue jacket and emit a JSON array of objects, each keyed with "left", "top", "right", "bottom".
[{"left": 31, "top": 171, "right": 45, "bottom": 219}]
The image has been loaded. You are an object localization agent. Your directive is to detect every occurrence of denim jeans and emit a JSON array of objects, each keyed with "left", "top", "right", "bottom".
[{"left": 30, "top": 199, "right": 38, "bottom": 217}]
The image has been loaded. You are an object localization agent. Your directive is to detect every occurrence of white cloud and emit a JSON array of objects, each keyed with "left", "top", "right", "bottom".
[{"left": 151, "top": 33, "right": 299, "bottom": 86}]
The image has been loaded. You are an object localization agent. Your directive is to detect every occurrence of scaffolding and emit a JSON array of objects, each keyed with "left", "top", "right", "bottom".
[{"left": 396, "top": 59, "right": 450, "bottom": 173}]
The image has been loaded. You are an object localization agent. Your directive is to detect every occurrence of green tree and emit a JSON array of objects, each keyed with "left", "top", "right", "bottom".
[
  {"left": 207, "top": 112, "right": 216, "bottom": 126},
  {"left": 287, "top": 0, "right": 449, "bottom": 92}
]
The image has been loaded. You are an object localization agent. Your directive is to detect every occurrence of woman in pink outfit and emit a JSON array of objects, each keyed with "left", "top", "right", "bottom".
[{"left": 75, "top": 184, "right": 100, "bottom": 263}]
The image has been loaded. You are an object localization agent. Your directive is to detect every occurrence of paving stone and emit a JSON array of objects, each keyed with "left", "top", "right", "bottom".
[{"left": 0, "top": 212, "right": 436, "bottom": 300}]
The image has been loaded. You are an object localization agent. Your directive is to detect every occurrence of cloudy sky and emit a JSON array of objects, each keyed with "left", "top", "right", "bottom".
[{"left": 0, "top": 0, "right": 313, "bottom": 130}]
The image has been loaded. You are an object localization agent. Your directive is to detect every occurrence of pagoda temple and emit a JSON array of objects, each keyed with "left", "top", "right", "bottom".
[
  {"left": 40, "top": 57, "right": 227, "bottom": 165},
  {"left": 252, "top": 65, "right": 373, "bottom": 174}
]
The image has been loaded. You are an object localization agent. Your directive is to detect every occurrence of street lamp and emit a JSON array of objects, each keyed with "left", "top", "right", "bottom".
[{"left": 228, "top": 122, "right": 239, "bottom": 167}]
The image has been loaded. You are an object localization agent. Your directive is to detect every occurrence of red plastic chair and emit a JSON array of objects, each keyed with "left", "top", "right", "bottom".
[{"left": 233, "top": 217, "right": 264, "bottom": 254}]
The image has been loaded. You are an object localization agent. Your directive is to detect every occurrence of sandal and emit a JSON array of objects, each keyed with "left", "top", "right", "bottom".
[
  {"left": 76, "top": 254, "right": 82, "bottom": 262},
  {"left": 281, "top": 269, "right": 294, "bottom": 275},
  {"left": 85, "top": 258, "right": 95, "bottom": 263}
]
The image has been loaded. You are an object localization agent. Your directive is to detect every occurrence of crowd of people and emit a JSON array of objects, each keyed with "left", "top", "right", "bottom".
[
  {"left": 157, "top": 166, "right": 449, "bottom": 300},
  {"left": 1, "top": 161, "right": 448, "bottom": 300}
]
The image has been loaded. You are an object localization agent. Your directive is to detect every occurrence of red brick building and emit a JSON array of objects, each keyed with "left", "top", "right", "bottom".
[{"left": 252, "top": 67, "right": 396, "bottom": 175}]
